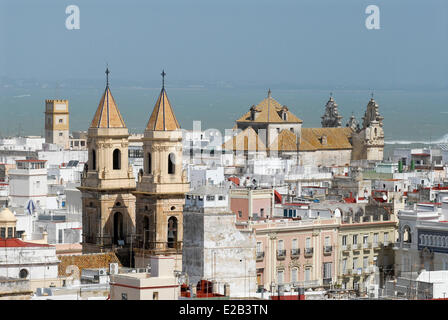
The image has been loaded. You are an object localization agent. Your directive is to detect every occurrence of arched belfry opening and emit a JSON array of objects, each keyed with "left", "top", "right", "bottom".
[
  {"left": 167, "top": 216, "right": 178, "bottom": 248},
  {"left": 143, "top": 216, "right": 150, "bottom": 249},
  {"left": 113, "top": 149, "right": 121, "bottom": 170},
  {"left": 168, "top": 153, "right": 175, "bottom": 174},
  {"left": 113, "top": 212, "right": 124, "bottom": 245},
  {"left": 147, "top": 152, "right": 152, "bottom": 174},
  {"left": 92, "top": 149, "right": 96, "bottom": 170}
]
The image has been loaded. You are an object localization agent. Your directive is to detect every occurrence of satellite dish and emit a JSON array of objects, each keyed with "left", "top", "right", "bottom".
[{"left": 382, "top": 194, "right": 388, "bottom": 201}]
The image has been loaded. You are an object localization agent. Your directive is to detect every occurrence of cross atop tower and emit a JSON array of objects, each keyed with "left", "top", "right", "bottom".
[
  {"left": 371, "top": 90, "right": 374, "bottom": 99},
  {"left": 105, "top": 66, "right": 110, "bottom": 87},
  {"left": 267, "top": 88, "right": 271, "bottom": 98},
  {"left": 161, "top": 69, "right": 166, "bottom": 89}
]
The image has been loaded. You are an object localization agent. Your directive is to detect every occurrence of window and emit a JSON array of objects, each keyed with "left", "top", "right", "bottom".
[
  {"left": 325, "top": 236, "right": 330, "bottom": 246},
  {"left": 277, "top": 270, "right": 284, "bottom": 284},
  {"left": 7, "top": 227, "right": 13, "bottom": 238},
  {"left": 353, "top": 257, "right": 358, "bottom": 269},
  {"left": 353, "top": 235, "right": 358, "bottom": 245},
  {"left": 238, "top": 211, "right": 242, "bottom": 218},
  {"left": 168, "top": 153, "right": 175, "bottom": 174},
  {"left": 363, "top": 235, "right": 368, "bottom": 244},
  {"left": 342, "top": 259, "right": 347, "bottom": 273},
  {"left": 19, "top": 269, "right": 28, "bottom": 279},
  {"left": 153, "top": 292, "right": 159, "bottom": 300},
  {"left": 278, "top": 240, "right": 284, "bottom": 251},
  {"left": 323, "top": 262, "right": 332, "bottom": 279},
  {"left": 260, "top": 208, "right": 264, "bottom": 217},
  {"left": 92, "top": 149, "right": 96, "bottom": 170},
  {"left": 0, "top": 228, "right": 5, "bottom": 239},
  {"left": 206, "top": 196, "right": 215, "bottom": 201},
  {"left": 363, "top": 256, "right": 369, "bottom": 269},
  {"left": 59, "top": 133, "right": 63, "bottom": 136},
  {"left": 58, "top": 229, "right": 63, "bottom": 244},
  {"left": 384, "top": 232, "right": 389, "bottom": 243},
  {"left": 59, "top": 119, "right": 63, "bottom": 123},
  {"left": 305, "top": 237, "right": 311, "bottom": 249},
  {"left": 305, "top": 268, "right": 311, "bottom": 281},
  {"left": 121, "top": 293, "right": 127, "bottom": 300},
  {"left": 292, "top": 239, "right": 298, "bottom": 250},
  {"left": 218, "top": 196, "right": 225, "bottom": 201},
  {"left": 291, "top": 268, "right": 298, "bottom": 283},
  {"left": 256, "top": 242, "right": 262, "bottom": 253},
  {"left": 373, "top": 233, "right": 379, "bottom": 244},
  {"left": 113, "top": 149, "right": 121, "bottom": 170},
  {"left": 342, "top": 235, "right": 347, "bottom": 246}
]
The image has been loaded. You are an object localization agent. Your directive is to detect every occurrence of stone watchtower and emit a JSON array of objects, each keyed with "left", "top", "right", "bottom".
[
  {"left": 45, "top": 99, "right": 69, "bottom": 149},
  {"left": 79, "top": 68, "right": 136, "bottom": 256},
  {"left": 134, "top": 71, "right": 189, "bottom": 267}
]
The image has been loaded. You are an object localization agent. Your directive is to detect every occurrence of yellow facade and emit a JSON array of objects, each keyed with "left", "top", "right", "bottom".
[
  {"left": 336, "top": 216, "right": 396, "bottom": 291},
  {"left": 45, "top": 99, "right": 69, "bottom": 149}
]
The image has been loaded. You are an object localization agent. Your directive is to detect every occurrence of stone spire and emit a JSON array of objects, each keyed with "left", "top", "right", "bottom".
[
  {"left": 90, "top": 67, "right": 126, "bottom": 128},
  {"left": 346, "top": 112, "right": 360, "bottom": 132},
  {"left": 146, "top": 70, "right": 180, "bottom": 131},
  {"left": 362, "top": 97, "right": 384, "bottom": 129},
  {"left": 321, "top": 94, "right": 343, "bottom": 128}
]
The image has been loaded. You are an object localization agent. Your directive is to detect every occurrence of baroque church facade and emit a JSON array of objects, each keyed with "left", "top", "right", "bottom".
[
  {"left": 223, "top": 91, "right": 384, "bottom": 167},
  {"left": 79, "top": 70, "right": 188, "bottom": 268}
]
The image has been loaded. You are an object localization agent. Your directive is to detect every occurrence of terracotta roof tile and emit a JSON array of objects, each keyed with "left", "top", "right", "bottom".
[
  {"left": 57, "top": 252, "right": 121, "bottom": 277},
  {"left": 90, "top": 86, "right": 126, "bottom": 128},
  {"left": 146, "top": 88, "right": 180, "bottom": 131},
  {"left": 222, "top": 127, "right": 267, "bottom": 151},
  {"left": 299, "top": 127, "right": 353, "bottom": 151},
  {"left": 269, "top": 129, "right": 299, "bottom": 151},
  {"left": 236, "top": 96, "right": 302, "bottom": 124}
]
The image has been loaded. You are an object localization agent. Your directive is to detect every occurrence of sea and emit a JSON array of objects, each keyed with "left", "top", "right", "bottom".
[{"left": 1, "top": 84, "right": 447, "bottom": 160}]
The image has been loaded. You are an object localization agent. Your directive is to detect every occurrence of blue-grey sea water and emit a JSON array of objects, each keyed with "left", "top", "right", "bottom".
[{"left": 0, "top": 86, "right": 447, "bottom": 147}]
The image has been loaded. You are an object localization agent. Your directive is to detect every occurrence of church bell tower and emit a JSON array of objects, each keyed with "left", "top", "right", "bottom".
[
  {"left": 134, "top": 70, "right": 189, "bottom": 266},
  {"left": 79, "top": 67, "right": 136, "bottom": 257}
]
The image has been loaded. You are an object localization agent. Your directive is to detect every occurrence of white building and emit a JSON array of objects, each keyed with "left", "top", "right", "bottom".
[
  {"left": 9, "top": 159, "right": 48, "bottom": 209},
  {"left": 186, "top": 164, "right": 225, "bottom": 190},
  {"left": 394, "top": 201, "right": 448, "bottom": 280},
  {"left": 183, "top": 185, "right": 257, "bottom": 297},
  {"left": 0, "top": 238, "right": 60, "bottom": 291}
]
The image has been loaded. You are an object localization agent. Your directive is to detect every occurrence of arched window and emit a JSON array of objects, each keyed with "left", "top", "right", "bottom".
[
  {"left": 113, "top": 149, "right": 121, "bottom": 170},
  {"left": 19, "top": 269, "right": 29, "bottom": 279},
  {"left": 143, "top": 216, "right": 150, "bottom": 249},
  {"left": 147, "top": 152, "right": 152, "bottom": 174},
  {"left": 168, "top": 153, "right": 175, "bottom": 174},
  {"left": 113, "top": 212, "right": 123, "bottom": 245},
  {"left": 92, "top": 149, "right": 96, "bottom": 170},
  {"left": 167, "top": 216, "right": 178, "bottom": 248}
]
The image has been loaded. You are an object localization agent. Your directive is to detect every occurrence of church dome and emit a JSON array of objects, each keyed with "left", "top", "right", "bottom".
[{"left": 0, "top": 208, "right": 17, "bottom": 222}]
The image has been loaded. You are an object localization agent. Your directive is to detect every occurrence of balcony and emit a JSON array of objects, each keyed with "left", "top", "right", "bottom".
[
  {"left": 277, "top": 249, "right": 286, "bottom": 260},
  {"left": 304, "top": 247, "right": 314, "bottom": 258},
  {"left": 256, "top": 251, "right": 265, "bottom": 261},
  {"left": 383, "top": 241, "right": 390, "bottom": 247},
  {"left": 342, "top": 244, "right": 351, "bottom": 251},
  {"left": 373, "top": 242, "right": 381, "bottom": 250},
  {"left": 323, "top": 278, "right": 332, "bottom": 286},
  {"left": 290, "top": 248, "right": 300, "bottom": 257},
  {"left": 323, "top": 246, "right": 332, "bottom": 255},
  {"left": 343, "top": 269, "right": 352, "bottom": 276},
  {"left": 353, "top": 243, "right": 362, "bottom": 250},
  {"left": 363, "top": 242, "right": 372, "bottom": 250}
]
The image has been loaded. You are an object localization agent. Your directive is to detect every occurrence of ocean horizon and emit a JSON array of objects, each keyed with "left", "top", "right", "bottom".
[{"left": 1, "top": 84, "right": 447, "bottom": 147}]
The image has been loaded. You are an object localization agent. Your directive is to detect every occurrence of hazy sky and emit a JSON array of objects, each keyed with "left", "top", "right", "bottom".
[{"left": 1, "top": 0, "right": 448, "bottom": 89}]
